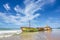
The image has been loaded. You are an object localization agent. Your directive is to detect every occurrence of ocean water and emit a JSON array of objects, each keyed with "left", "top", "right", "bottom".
[
  {"left": 0, "top": 29, "right": 60, "bottom": 40},
  {"left": 0, "top": 29, "right": 22, "bottom": 38},
  {"left": 0, "top": 28, "right": 20, "bottom": 30}
]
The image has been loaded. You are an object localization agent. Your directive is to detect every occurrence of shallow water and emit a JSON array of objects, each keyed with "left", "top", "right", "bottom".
[
  {"left": 45, "top": 29, "right": 60, "bottom": 40},
  {"left": 0, "top": 30, "right": 22, "bottom": 38},
  {"left": 20, "top": 29, "right": 60, "bottom": 40},
  {"left": 0, "top": 29, "right": 60, "bottom": 40}
]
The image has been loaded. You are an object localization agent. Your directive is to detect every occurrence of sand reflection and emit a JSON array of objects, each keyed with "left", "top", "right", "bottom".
[{"left": 20, "top": 30, "right": 60, "bottom": 40}]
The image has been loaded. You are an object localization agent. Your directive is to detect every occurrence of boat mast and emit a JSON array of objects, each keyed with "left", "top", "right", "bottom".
[
  {"left": 29, "top": 20, "right": 30, "bottom": 27},
  {"left": 28, "top": 16, "right": 30, "bottom": 27}
]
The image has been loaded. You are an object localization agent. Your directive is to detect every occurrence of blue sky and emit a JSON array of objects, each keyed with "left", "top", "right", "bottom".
[{"left": 0, "top": 0, "right": 60, "bottom": 28}]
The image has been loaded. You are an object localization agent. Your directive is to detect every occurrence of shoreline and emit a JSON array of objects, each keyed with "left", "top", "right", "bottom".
[
  {"left": 0, "top": 30, "right": 22, "bottom": 38},
  {"left": 0, "top": 29, "right": 60, "bottom": 40},
  {"left": 0, "top": 30, "right": 22, "bottom": 34},
  {"left": 0, "top": 29, "right": 60, "bottom": 39}
]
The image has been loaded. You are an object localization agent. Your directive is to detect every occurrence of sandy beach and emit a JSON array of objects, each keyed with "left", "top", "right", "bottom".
[
  {"left": 0, "top": 29, "right": 60, "bottom": 40},
  {"left": 0, "top": 32, "right": 47, "bottom": 40}
]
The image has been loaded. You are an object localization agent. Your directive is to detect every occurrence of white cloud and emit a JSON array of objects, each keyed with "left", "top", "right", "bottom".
[
  {"left": 48, "top": 0, "right": 55, "bottom": 3},
  {"left": 3, "top": 4, "right": 10, "bottom": 11},
  {"left": 14, "top": 5, "right": 24, "bottom": 13},
  {"left": 0, "top": 12, "right": 37, "bottom": 25},
  {"left": 46, "top": 17, "right": 60, "bottom": 28},
  {"left": 0, "top": 0, "right": 56, "bottom": 27}
]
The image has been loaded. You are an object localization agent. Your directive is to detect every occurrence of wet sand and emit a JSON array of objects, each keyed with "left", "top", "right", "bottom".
[
  {"left": 45, "top": 29, "right": 60, "bottom": 40},
  {"left": 0, "top": 32, "right": 47, "bottom": 40},
  {"left": 0, "top": 29, "right": 60, "bottom": 40}
]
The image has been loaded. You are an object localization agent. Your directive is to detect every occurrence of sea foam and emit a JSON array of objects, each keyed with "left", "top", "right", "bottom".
[{"left": 0, "top": 30, "right": 22, "bottom": 38}]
